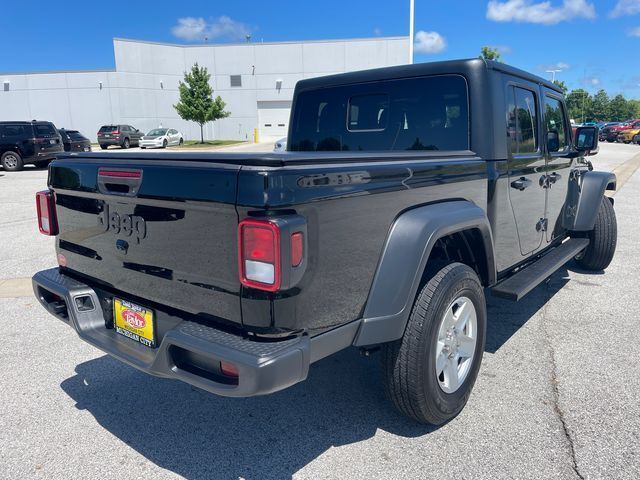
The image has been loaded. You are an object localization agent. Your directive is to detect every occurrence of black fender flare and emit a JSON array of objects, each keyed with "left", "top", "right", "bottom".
[
  {"left": 353, "top": 201, "right": 495, "bottom": 347},
  {"left": 566, "top": 171, "right": 616, "bottom": 231}
]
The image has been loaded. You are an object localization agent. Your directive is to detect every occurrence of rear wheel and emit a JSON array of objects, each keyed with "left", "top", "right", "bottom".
[
  {"left": 179, "top": 137, "right": 184, "bottom": 146},
  {"left": 122, "top": 138, "right": 130, "bottom": 149},
  {"left": 382, "top": 262, "right": 486, "bottom": 425},
  {"left": 1, "top": 151, "right": 24, "bottom": 171},
  {"left": 100, "top": 145, "right": 108, "bottom": 150},
  {"left": 575, "top": 197, "right": 617, "bottom": 271}
]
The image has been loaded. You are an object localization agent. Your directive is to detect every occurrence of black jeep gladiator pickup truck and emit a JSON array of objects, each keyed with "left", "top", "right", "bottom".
[{"left": 33, "top": 59, "right": 616, "bottom": 425}]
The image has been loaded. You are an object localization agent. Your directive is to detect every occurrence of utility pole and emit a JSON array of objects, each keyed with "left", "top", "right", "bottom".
[
  {"left": 546, "top": 69, "right": 561, "bottom": 82},
  {"left": 409, "top": 0, "right": 414, "bottom": 64}
]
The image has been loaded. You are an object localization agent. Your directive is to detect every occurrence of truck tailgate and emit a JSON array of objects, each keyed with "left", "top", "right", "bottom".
[{"left": 49, "top": 157, "right": 242, "bottom": 328}]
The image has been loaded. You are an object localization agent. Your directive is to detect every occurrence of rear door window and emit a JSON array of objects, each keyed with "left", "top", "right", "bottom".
[
  {"left": 289, "top": 75, "right": 469, "bottom": 152},
  {"left": 99, "top": 125, "right": 117, "bottom": 132},
  {"left": 507, "top": 87, "right": 539, "bottom": 155},
  {"left": 1, "top": 125, "right": 30, "bottom": 137}
]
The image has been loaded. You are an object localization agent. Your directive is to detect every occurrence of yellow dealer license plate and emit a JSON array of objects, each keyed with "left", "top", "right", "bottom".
[{"left": 113, "top": 298, "right": 155, "bottom": 348}]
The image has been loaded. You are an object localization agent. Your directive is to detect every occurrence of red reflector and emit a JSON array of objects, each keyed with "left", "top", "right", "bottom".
[
  {"left": 220, "top": 360, "right": 239, "bottom": 377},
  {"left": 57, "top": 253, "right": 67, "bottom": 267},
  {"left": 291, "top": 232, "right": 304, "bottom": 267},
  {"left": 98, "top": 169, "right": 141, "bottom": 178},
  {"left": 238, "top": 219, "right": 281, "bottom": 292},
  {"left": 36, "top": 190, "right": 58, "bottom": 236}
]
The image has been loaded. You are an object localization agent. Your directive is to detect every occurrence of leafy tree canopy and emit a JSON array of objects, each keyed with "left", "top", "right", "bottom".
[{"left": 174, "top": 63, "right": 230, "bottom": 143}]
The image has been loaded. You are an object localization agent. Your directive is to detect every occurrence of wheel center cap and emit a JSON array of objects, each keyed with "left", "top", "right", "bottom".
[{"left": 445, "top": 329, "right": 459, "bottom": 357}]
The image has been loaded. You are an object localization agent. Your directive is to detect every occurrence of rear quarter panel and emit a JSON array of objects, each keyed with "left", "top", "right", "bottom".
[{"left": 237, "top": 156, "right": 488, "bottom": 335}]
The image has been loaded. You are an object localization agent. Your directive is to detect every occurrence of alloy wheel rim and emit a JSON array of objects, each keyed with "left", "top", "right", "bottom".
[
  {"left": 435, "top": 296, "right": 478, "bottom": 394},
  {"left": 4, "top": 154, "right": 17, "bottom": 168}
]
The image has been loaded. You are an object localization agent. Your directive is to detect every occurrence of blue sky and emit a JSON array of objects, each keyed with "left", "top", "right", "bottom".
[{"left": 1, "top": 0, "right": 639, "bottom": 97}]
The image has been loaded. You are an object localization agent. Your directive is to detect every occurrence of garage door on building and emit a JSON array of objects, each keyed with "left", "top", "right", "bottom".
[{"left": 257, "top": 101, "right": 292, "bottom": 143}]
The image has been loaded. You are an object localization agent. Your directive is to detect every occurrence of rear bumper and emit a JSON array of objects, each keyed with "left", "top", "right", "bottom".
[
  {"left": 33, "top": 268, "right": 359, "bottom": 397},
  {"left": 98, "top": 138, "right": 122, "bottom": 146}
]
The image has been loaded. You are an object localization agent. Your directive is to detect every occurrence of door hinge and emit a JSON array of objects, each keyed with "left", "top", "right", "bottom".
[{"left": 536, "top": 218, "right": 548, "bottom": 232}]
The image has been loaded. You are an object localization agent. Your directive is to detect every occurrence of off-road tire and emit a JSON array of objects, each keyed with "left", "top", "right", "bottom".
[
  {"left": 382, "top": 262, "right": 486, "bottom": 425},
  {"left": 575, "top": 197, "right": 617, "bottom": 271},
  {"left": 1, "top": 151, "right": 24, "bottom": 171}
]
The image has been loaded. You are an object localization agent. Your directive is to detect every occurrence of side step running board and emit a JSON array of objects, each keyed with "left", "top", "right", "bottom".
[{"left": 491, "top": 238, "right": 589, "bottom": 301}]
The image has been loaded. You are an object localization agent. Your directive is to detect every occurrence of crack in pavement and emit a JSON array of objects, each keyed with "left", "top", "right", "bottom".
[{"left": 540, "top": 280, "right": 586, "bottom": 480}]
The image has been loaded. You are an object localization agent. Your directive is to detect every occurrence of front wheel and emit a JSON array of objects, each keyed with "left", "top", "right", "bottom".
[
  {"left": 162, "top": 139, "right": 168, "bottom": 148},
  {"left": 382, "top": 262, "right": 486, "bottom": 425},
  {"left": 575, "top": 197, "right": 617, "bottom": 271}
]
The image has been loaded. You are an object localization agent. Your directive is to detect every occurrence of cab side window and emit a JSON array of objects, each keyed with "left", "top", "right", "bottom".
[
  {"left": 507, "top": 86, "right": 538, "bottom": 155},
  {"left": 544, "top": 96, "right": 568, "bottom": 153}
]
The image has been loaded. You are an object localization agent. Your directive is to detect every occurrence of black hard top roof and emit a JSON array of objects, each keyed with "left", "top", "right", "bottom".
[
  {"left": 295, "top": 58, "right": 562, "bottom": 94},
  {"left": 0, "top": 120, "right": 53, "bottom": 124}
]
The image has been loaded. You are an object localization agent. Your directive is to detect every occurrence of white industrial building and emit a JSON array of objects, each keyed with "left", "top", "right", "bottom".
[{"left": 0, "top": 36, "right": 409, "bottom": 143}]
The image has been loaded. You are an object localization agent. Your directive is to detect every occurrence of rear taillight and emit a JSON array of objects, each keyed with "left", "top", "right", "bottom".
[
  {"left": 238, "top": 219, "right": 281, "bottom": 291},
  {"left": 112, "top": 131, "right": 120, "bottom": 135},
  {"left": 36, "top": 190, "right": 58, "bottom": 236}
]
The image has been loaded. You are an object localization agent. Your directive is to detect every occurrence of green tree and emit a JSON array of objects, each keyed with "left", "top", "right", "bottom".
[
  {"left": 590, "top": 90, "right": 610, "bottom": 122},
  {"left": 565, "top": 89, "right": 592, "bottom": 123},
  {"left": 174, "top": 63, "right": 230, "bottom": 143},
  {"left": 609, "top": 94, "right": 634, "bottom": 121},
  {"left": 553, "top": 80, "right": 568, "bottom": 95},
  {"left": 629, "top": 99, "right": 640, "bottom": 118},
  {"left": 479, "top": 46, "right": 502, "bottom": 62}
]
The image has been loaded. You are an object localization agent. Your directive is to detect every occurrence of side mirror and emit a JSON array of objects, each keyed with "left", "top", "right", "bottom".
[{"left": 575, "top": 126, "right": 598, "bottom": 156}]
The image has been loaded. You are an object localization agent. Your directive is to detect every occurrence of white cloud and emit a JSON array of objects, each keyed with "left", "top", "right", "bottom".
[
  {"left": 541, "top": 62, "right": 570, "bottom": 70},
  {"left": 487, "top": 0, "right": 596, "bottom": 25},
  {"left": 414, "top": 31, "right": 447, "bottom": 54},
  {"left": 610, "top": 0, "right": 640, "bottom": 17},
  {"left": 582, "top": 76, "right": 600, "bottom": 86},
  {"left": 171, "top": 16, "right": 251, "bottom": 42},
  {"left": 628, "top": 26, "right": 640, "bottom": 36},
  {"left": 491, "top": 45, "right": 513, "bottom": 54}
]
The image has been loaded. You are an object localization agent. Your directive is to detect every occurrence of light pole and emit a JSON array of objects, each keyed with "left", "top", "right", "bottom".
[
  {"left": 546, "top": 69, "right": 561, "bottom": 82},
  {"left": 409, "top": 0, "right": 414, "bottom": 64}
]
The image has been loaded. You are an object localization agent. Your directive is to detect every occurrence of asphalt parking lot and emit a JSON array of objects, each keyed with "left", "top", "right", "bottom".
[{"left": 1, "top": 143, "right": 640, "bottom": 480}]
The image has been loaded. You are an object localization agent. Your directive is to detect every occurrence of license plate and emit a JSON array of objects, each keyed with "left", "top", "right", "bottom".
[
  {"left": 49, "top": 139, "right": 56, "bottom": 144},
  {"left": 84, "top": 147, "right": 90, "bottom": 152},
  {"left": 113, "top": 298, "right": 155, "bottom": 347}
]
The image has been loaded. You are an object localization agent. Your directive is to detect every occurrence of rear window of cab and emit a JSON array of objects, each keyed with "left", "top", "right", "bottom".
[{"left": 289, "top": 75, "right": 469, "bottom": 152}]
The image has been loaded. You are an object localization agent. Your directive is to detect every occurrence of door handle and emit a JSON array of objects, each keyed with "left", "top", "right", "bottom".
[{"left": 510, "top": 177, "right": 532, "bottom": 191}]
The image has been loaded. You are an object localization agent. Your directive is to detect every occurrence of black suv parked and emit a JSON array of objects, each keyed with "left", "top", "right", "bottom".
[
  {"left": 97, "top": 125, "right": 143, "bottom": 149},
  {"left": 0, "top": 120, "right": 63, "bottom": 171},
  {"left": 59, "top": 129, "right": 92, "bottom": 153}
]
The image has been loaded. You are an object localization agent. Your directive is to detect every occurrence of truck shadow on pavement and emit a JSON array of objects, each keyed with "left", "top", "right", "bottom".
[{"left": 60, "top": 266, "right": 577, "bottom": 479}]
